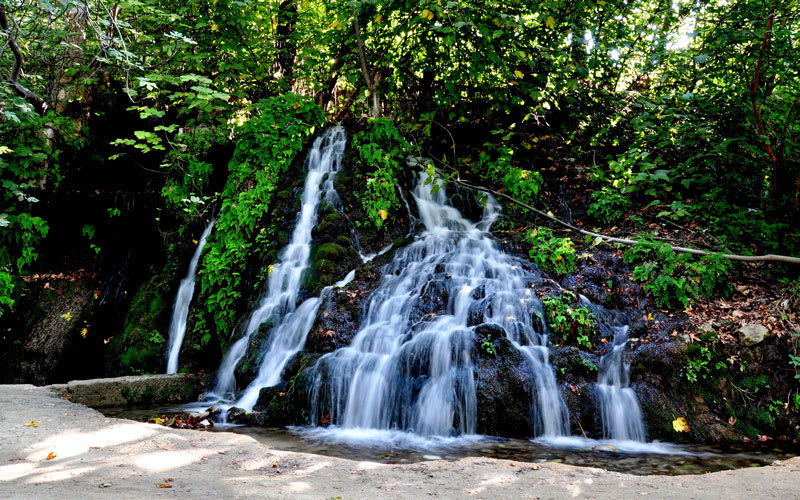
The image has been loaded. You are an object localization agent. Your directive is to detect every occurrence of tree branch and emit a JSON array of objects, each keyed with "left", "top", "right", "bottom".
[
  {"left": 0, "top": 8, "right": 46, "bottom": 113},
  {"left": 449, "top": 178, "right": 800, "bottom": 265},
  {"left": 750, "top": 7, "right": 779, "bottom": 193}
]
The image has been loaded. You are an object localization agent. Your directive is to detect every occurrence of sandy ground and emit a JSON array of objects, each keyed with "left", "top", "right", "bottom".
[{"left": 1, "top": 385, "right": 798, "bottom": 499}]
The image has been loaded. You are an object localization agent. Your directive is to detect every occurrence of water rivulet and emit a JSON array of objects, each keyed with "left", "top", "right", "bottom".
[
  {"left": 310, "top": 173, "right": 570, "bottom": 437},
  {"left": 165, "top": 218, "right": 216, "bottom": 374},
  {"left": 206, "top": 126, "right": 346, "bottom": 409}
]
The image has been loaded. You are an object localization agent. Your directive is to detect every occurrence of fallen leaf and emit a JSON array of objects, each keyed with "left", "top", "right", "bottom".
[
  {"left": 98, "top": 483, "right": 112, "bottom": 488},
  {"left": 672, "top": 417, "right": 690, "bottom": 433},
  {"left": 155, "top": 483, "right": 172, "bottom": 489},
  {"left": 25, "top": 421, "right": 38, "bottom": 428},
  {"left": 45, "top": 452, "right": 57, "bottom": 460}
]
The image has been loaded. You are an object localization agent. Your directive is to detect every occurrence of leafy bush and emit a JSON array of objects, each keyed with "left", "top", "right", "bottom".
[
  {"left": 161, "top": 127, "right": 228, "bottom": 219},
  {"left": 623, "top": 236, "right": 733, "bottom": 309},
  {"left": 474, "top": 141, "right": 542, "bottom": 209},
  {"left": 0, "top": 109, "right": 82, "bottom": 316},
  {"left": 197, "top": 94, "right": 323, "bottom": 340},
  {"left": 526, "top": 227, "right": 576, "bottom": 274},
  {"left": 352, "top": 118, "right": 409, "bottom": 228},
  {"left": 588, "top": 186, "right": 631, "bottom": 223},
  {"left": 541, "top": 291, "right": 596, "bottom": 349}
]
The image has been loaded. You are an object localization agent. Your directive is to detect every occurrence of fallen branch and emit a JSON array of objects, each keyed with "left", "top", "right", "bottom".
[{"left": 450, "top": 178, "right": 800, "bottom": 265}]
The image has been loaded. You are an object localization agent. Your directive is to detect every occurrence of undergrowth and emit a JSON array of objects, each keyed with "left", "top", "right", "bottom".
[{"left": 623, "top": 235, "right": 733, "bottom": 309}]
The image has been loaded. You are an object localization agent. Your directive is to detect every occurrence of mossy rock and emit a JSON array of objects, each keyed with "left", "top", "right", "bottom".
[
  {"left": 251, "top": 352, "right": 319, "bottom": 426},
  {"left": 107, "top": 266, "right": 177, "bottom": 375},
  {"left": 473, "top": 325, "right": 535, "bottom": 438}
]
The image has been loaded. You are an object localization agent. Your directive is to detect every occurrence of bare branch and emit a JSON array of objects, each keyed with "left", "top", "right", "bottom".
[
  {"left": 450, "top": 178, "right": 800, "bottom": 265},
  {"left": 0, "top": 8, "right": 46, "bottom": 113}
]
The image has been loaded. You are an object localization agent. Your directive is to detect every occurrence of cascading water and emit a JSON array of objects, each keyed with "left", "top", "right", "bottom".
[
  {"left": 165, "top": 218, "right": 216, "bottom": 374},
  {"left": 207, "top": 126, "right": 347, "bottom": 406},
  {"left": 309, "top": 172, "right": 569, "bottom": 438},
  {"left": 596, "top": 323, "right": 646, "bottom": 442}
]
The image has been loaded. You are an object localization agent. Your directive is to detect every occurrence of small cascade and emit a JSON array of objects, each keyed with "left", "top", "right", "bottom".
[
  {"left": 596, "top": 323, "right": 646, "bottom": 442},
  {"left": 208, "top": 126, "right": 347, "bottom": 404},
  {"left": 310, "top": 172, "right": 568, "bottom": 437},
  {"left": 165, "top": 217, "right": 216, "bottom": 374}
]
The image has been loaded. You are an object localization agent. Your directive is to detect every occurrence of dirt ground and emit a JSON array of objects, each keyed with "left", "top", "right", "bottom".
[{"left": 1, "top": 384, "right": 798, "bottom": 500}]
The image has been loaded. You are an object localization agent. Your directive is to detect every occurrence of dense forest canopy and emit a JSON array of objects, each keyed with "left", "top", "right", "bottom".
[{"left": 1, "top": 0, "right": 799, "bottom": 321}]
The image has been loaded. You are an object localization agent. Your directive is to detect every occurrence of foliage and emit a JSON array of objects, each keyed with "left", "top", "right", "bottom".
[
  {"left": 473, "top": 140, "right": 543, "bottom": 211},
  {"left": 623, "top": 236, "right": 733, "bottom": 309},
  {"left": 161, "top": 127, "right": 228, "bottom": 219},
  {"left": 588, "top": 187, "right": 631, "bottom": 224},
  {"left": 0, "top": 108, "right": 84, "bottom": 316},
  {"left": 480, "top": 334, "right": 497, "bottom": 356},
  {"left": 526, "top": 227, "right": 576, "bottom": 274},
  {"left": 196, "top": 94, "right": 323, "bottom": 342},
  {"left": 541, "top": 291, "right": 596, "bottom": 349},
  {"left": 352, "top": 118, "right": 409, "bottom": 228}
]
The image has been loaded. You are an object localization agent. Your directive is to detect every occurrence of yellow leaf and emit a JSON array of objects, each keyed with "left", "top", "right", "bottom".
[
  {"left": 421, "top": 9, "right": 434, "bottom": 20},
  {"left": 45, "top": 452, "right": 57, "bottom": 460},
  {"left": 672, "top": 417, "right": 690, "bottom": 433},
  {"left": 25, "top": 421, "right": 38, "bottom": 427},
  {"left": 80, "top": 328, "right": 88, "bottom": 338},
  {"left": 375, "top": 14, "right": 383, "bottom": 24},
  {"left": 152, "top": 417, "right": 165, "bottom": 425},
  {"left": 514, "top": 70, "right": 524, "bottom": 79},
  {"left": 61, "top": 311, "right": 72, "bottom": 322},
  {"left": 546, "top": 16, "right": 555, "bottom": 29},
  {"left": 378, "top": 209, "right": 388, "bottom": 221}
]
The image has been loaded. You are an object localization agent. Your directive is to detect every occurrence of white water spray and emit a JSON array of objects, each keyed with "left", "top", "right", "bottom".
[
  {"left": 165, "top": 218, "right": 216, "bottom": 374},
  {"left": 207, "top": 126, "right": 346, "bottom": 405},
  {"left": 596, "top": 323, "right": 646, "bottom": 441},
  {"left": 310, "top": 172, "right": 569, "bottom": 438}
]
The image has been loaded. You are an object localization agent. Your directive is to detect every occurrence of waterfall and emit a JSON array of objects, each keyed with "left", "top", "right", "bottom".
[
  {"left": 208, "top": 126, "right": 347, "bottom": 404},
  {"left": 596, "top": 323, "right": 646, "bottom": 441},
  {"left": 310, "top": 172, "right": 568, "bottom": 437},
  {"left": 165, "top": 217, "right": 216, "bottom": 374}
]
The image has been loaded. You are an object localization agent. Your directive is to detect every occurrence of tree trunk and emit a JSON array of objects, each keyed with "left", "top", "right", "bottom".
[{"left": 273, "top": 0, "right": 298, "bottom": 85}]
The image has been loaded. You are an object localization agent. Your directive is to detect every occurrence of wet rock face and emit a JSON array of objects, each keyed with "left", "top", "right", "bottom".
[
  {"left": 248, "top": 352, "right": 318, "bottom": 427},
  {"left": 473, "top": 327, "right": 535, "bottom": 438},
  {"left": 0, "top": 278, "right": 98, "bottom": 384},
  {"left": 305, "top": 254, "right": 389, "bottom": 355}
]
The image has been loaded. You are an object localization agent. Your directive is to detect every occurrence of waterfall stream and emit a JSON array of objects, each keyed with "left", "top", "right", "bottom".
[
  {"left": 206, "top": 126, "right": 346, "bottom": 405},
  {"left": 596, "top": 324, "right": 646, "bottom": 442},
  {"left": 309, "top": 172, "right": 569, "bottom": 438},
  {"left": 165, "top": 218, "right": 216, "bottom": 374}
]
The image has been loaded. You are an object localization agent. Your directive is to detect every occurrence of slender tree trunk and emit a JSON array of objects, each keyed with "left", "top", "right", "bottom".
[
  {"left": 750, "top": 7, "right": 781, "bottom": 195},
  {"left": 352, "top": 5, "right": 380, "bottom": 117}
]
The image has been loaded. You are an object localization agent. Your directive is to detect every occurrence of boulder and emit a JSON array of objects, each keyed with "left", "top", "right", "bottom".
[
  {"left": 47, "top": 373, "right": 205, "bottom": 407},
  {"left": 738, "top": 324, "right": 769, "bottom": 347}
]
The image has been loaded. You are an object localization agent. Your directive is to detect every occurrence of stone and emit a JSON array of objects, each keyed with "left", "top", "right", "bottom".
[
  {"left": 46, "top": 374, "right": 204, "bottom": 407},
  {"left": 738, "top": 324, "right": 769, "bottom": 347}
]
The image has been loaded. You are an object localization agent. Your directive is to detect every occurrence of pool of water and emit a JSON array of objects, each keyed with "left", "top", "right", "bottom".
[{"left": 99, "top": 404, "right": 798, "bottom": 476}]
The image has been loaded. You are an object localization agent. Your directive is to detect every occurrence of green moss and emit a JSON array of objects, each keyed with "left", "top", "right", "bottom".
[{"left": 316, "top": 243, "right": 346, "bottom": 261}]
